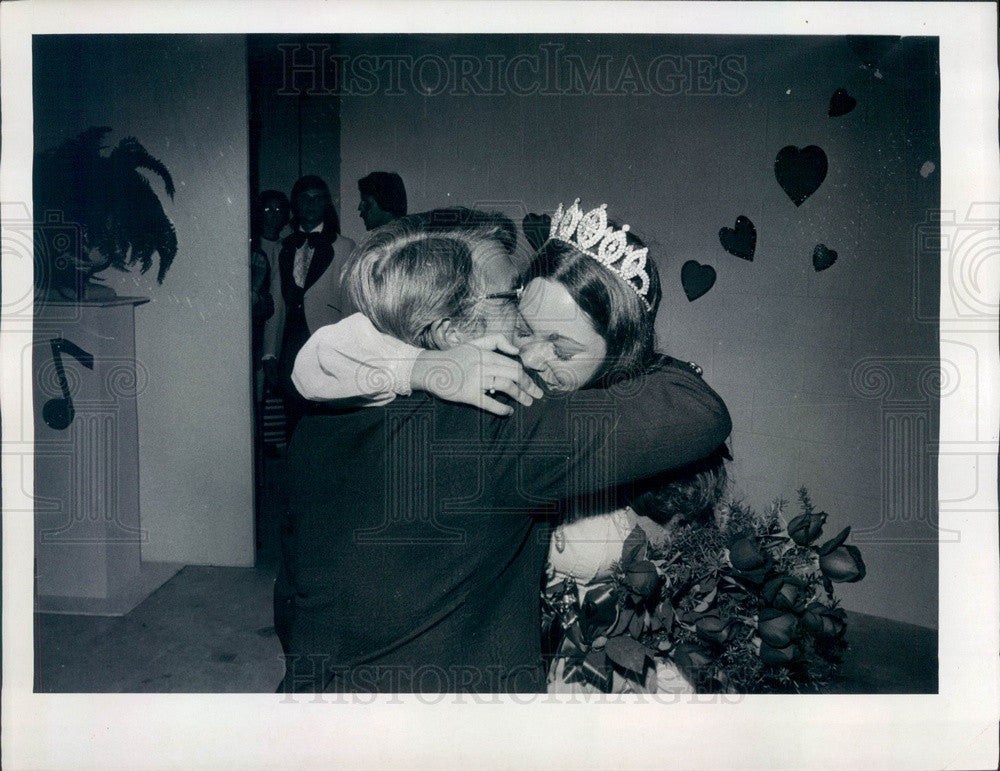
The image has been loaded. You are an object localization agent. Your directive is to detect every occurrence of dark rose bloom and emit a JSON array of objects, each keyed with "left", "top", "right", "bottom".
[
  {"left": 624, "top": 560, "right": 660, "bottom": 597},
  {"left": 759, "top": 640, "right": 799, "bottom": 665},
  {"left": 819, "top": 545, "right": 866, "bottom": 583},
  {"left": 762, "top": 575, "right": 808, "bottom": 613},
  {"left": 816, "top": 526, "right": 867, "bottom": 583},
  {"left": 757, "top": 607, "right": 798, "bottom": 648},
  {"left": 696, "top": 614, "right": 733, "bottom": 645},
  {"left": 728, "top": 536, "right": 771, "bottom": 583},
  {"left": 787, "top": 510, "right": 827, "bottom": 546},
  {"left": 802, "top": 602, "right": 848, "bottom": 639},
  {"left": 729, "top": 537, "right": 766, "bottom": 570}
]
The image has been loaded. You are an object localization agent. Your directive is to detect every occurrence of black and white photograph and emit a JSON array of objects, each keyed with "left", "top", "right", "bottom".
[{"left": 1, "top": 1, "right": 997, "bottom": 769}]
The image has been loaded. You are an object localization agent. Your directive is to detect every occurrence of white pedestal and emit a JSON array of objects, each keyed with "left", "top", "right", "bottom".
[{"left": 34, "top": 296, "right": 181, "bottom": 616}]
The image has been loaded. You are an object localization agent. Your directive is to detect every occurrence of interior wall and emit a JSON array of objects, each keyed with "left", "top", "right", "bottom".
[
  {"left": 334, "top": 34, "right": 940, "bottom": 628},
  {"left": 33, "top": 35, "right": 254, "bottom": 566},
  {"left": 250, "top": 37, "right": 342, "bottom": 229}
]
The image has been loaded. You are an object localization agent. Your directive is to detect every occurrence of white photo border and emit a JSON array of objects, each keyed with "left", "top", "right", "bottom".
[{"left": 2, "top": 2, "right": 997, "bottom": 769}]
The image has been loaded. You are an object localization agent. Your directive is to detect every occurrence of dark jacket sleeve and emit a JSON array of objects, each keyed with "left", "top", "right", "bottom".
[{"left": 488, "top": 360, "right": 731, "bottom": 504}]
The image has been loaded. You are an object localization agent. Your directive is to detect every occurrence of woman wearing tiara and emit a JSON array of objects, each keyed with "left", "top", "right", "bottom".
[{"left": 280, "top": 201, "right": 731, "bottom": 693}]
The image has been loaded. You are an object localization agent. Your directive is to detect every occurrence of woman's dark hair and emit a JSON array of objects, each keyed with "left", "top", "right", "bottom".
[
  {"left": 628, "top": 443, "right": 731, "bottom": 527},
  {"left": 524, "top": 224, "right": 663, "bottom": 387},
  {"left": 289, "top": 174, "right": 340, "bottom": 235}
]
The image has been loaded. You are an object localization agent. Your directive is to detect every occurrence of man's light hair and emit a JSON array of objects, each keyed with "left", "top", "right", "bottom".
[{"left": 346, "top": 208, "right": 518, "bottom": 349}]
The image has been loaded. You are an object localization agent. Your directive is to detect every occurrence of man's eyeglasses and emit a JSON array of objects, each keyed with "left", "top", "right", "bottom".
[{"left": 484, "top": 286, "right": 523, "bottom": 302}]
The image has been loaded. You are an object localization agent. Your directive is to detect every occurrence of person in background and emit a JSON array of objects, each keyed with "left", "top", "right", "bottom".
[
  {"left": 357, "top": 171, "right": 407, "bottom": 232},
  {"left": 264, "top": 175, "right": 356, "bottom": 439},
  {"left": 254, "top": 190, "right": 290, "bottom": 401}
]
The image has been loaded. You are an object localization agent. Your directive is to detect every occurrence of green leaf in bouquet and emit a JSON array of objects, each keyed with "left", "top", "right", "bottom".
[
  {"left": 816, "top": 526, "right": 851, "bottom": 556},
  {"left": 718, "top": 574, "right": 750, "bottom": 592},
  {"left": 579, "top": 648, "right": 611, "bottom": 690},
  {"left": 759, "top": 640, "right": 800, "bottom": 666},
  {"left": 672, "top": 642, "right": 714, "bottom": 688},
  {"left": 696, "top": 576, "right": 718, "bottom": 594},
  {"left": 621, "top": 525, "right": 647, "bottom": 565},
  {"left": 627, "top": 610, "right": 644, "bottom": 638},
  {"left": 692, "top": 584, "right": 718, "bottom": 613},
  {"left": 656, "top": 601, "right": 675, "bottom": 635},
  {"left": 607, "top": 608, "right": 634, "bottom": 638},
  {"left": 797, "top": 487, "right": 815, "bottom": 517},
  {"left": 605, "top": 635, "right": 652, "bottom": 676}
]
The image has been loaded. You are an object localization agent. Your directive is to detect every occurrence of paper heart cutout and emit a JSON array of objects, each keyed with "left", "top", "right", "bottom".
[
  {"left": 681, "top": 260, "right": 716, "bottom": 301},
  {"left": 775, "top": 145, "right": 828, "bottom": 206},
  {"left": 828, "top": 88, "right": 857, "bottom": 117},
  {"left": 719, "top": 215, "right": 756, "bottom": 261},
  {"left": 812, "top": 244, "right": 838, "bottom": 272}
]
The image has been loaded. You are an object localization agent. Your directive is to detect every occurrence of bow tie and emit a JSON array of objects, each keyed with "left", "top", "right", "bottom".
[{"left": 287, "top": 231, "right": 331, "bottom": 250}]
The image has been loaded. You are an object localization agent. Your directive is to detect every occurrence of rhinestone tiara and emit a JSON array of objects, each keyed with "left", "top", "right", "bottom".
[{"left": 546, "top": 199, "right": 652, "bottom": 311}]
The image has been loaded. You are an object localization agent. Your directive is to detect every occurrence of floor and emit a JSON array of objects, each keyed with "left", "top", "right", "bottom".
[
  {"left": 34, "top": 455, "right": 938, "bottom": 694},
  {"left": 35, "top": 564, "right": 285, "bottom": 692},
  {"left": 35, "top": 561, "right": 937, "bottom": 694}
]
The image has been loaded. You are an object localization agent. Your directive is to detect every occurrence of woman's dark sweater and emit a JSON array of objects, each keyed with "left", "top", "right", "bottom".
[{"left": 279, "top": 358, "right": 731, "bottom": 694}]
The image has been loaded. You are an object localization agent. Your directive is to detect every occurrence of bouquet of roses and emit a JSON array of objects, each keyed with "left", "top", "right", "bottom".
[{"left": 541, "top": 488, "right": 866, "bottom": 693}]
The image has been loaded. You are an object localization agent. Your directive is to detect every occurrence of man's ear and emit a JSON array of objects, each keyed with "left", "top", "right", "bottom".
[{"left": 426, "top": 318, "right": 463, "bottom": 350}]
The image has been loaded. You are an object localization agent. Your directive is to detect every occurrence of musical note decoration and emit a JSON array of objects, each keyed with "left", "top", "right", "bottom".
[{"left": 42, "top": 337, "right": 94, "bottom": 430}]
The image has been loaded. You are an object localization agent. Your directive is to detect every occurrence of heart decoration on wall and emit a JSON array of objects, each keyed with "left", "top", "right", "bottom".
[
  {"left": 681, "top": 260, "right": 716, "bottom": 302},
  {"left": 775, "top": 145, "right": 828, "bottom": 206},
  {"left": 719, "top": 215, "right": 757, "bottom": 261},
  {"left": 812, "top": 244, "right": 838, "bottom": 272},
  {"left": 828, "top": 88, "right": 857, "bottom": 117}
]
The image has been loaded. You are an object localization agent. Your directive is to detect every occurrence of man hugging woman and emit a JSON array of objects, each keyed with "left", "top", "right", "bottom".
[{"left": 277, "top": 201, "right": 731, "bottom": 694}]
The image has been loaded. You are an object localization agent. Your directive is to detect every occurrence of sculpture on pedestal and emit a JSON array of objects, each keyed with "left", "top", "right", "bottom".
[{"left": 34, "top": 126, "right": 178, "bottom": 301}]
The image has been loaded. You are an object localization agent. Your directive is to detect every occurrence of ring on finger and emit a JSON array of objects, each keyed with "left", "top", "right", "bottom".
[{"left": 488, "top": 376, "right": 496, "bottom": 394}]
